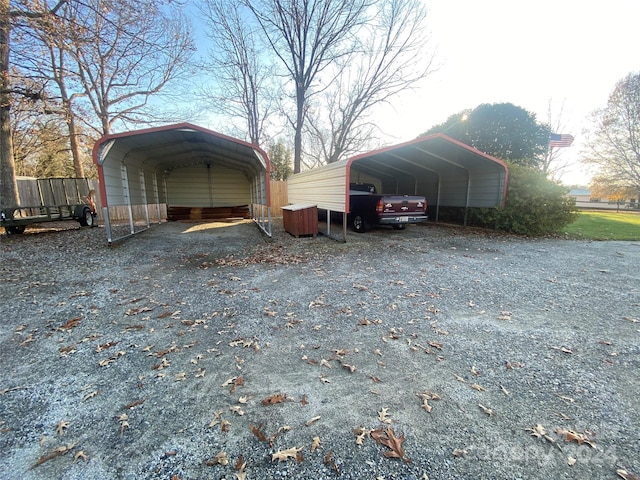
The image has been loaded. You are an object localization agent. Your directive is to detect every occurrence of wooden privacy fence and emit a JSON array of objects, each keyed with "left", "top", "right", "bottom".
[{"left": 269, "top": 180, "right": 288, "bottom": 216}]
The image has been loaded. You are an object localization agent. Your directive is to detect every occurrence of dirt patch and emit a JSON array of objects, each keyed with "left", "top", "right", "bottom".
[{"left": 1, "top": 219, "right": 639, "bottom": 479}]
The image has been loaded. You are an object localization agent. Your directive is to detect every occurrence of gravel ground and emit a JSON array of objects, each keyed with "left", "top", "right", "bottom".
[{"left": 1, "top": 219, "right": 639, "bottom": 480}]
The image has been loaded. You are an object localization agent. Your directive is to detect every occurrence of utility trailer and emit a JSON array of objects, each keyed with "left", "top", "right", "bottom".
[{"left": 1, "top": 178, "right": 97, "bottom": 235}]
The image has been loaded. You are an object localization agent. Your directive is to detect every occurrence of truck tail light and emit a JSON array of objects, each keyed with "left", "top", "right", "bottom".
[{"left": 376, "top": 199, "right": 383, "bottom": 213}]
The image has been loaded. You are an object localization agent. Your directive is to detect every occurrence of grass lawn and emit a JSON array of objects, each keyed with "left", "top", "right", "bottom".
[{"left": 564, "top": 211, "right": 640, "bottom": 240}]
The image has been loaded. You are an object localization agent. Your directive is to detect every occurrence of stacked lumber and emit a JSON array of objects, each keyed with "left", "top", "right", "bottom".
[{"left": 167, "top": 206, "right": 250, "bottom": 221}]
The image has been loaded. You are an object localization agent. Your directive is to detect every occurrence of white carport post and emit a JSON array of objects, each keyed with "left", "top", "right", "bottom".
[
  {"left": 121, "top": 163, "right": 134, "bottom": 235},
  {"left": 139, "top": 166, "right": 150, "bottom": 229},
  {"left": 151, "top": 168, "right": 162, "bottom": 224}
]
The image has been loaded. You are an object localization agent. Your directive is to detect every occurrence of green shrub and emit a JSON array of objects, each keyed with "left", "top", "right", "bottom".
[{"left": 467, "top": 163, "right": 578, "bottom": 236}]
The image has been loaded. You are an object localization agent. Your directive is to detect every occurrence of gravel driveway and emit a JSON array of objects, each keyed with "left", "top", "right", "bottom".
[{"left": 1, "top": 219, "right": 639, "bottom": 480}]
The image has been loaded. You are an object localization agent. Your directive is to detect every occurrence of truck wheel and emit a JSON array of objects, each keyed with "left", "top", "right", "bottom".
[
  {"left": 392, "top": 224, "right": 406, "bottom": 230},
  {"left": 351, "top": 214, "right": 367, "bottom": 233},
  {"left": 5, "top": 225, "right": 26, "bottom": 235},
  {"left": 79, "top": 207, "right": 95, "bottom": 227}
]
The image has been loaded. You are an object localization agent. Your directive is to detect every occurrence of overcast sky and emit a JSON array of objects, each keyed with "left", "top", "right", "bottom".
[{"left": 374, "top": 0, "right": 640, "bottom": 185}]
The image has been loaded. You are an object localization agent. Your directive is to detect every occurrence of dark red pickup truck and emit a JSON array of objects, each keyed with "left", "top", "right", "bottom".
[{"left": 348, "top": 183, "right": 427, "bottom": 232}]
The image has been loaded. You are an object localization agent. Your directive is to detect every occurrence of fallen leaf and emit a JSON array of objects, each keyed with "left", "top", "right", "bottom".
[
  {"left": 250, "top": 423, "right": 268, "bottom": 442},
  {"left": 230, "top": 406, "right": 244, "bottom": 416},
  {"left": 271, "top": 446, "right": 303, "bottom": 463},
  {"left": 118, "top": 413, "right": 129, "bottom": 437},
  {"left": 305, "top": 416, "right": 321, "bottom": 426},
  {"left": 340, "top": 361, "right": 357, "bottom": 373},
  {"left": 371, "top": 426, "right": 410, "bottom": 462},
  {"left": 261, "top": 393, "right": 287, "bottom": 405},
  {"left": 220, "top": 419, "right": 231, "bottom": 432},
  {"left": 235, "top": 456, "right": 247, "bottom": 480},
  {"left": 320, "top": 358, "right": 332, "bottom": 369},
  {"left": 229, "top": 376, "right": 244, "bottom": 394},
  {"left": 59, "top": 317, "right": 81, "bottom": 331},
  {"left": 268, "top": 425, "right": 292, "bottom": 446},
  {"left": 471, "top": 383, "right": 486, "bottom": 392},
  {"left": 55, "top": 420, "right": 69, "bottom": 436},
  {"left": 311, "top": 436, "right": 321, "bottom": 452},
  {"left": 617, "top": 469, "right": 640, "bottom": 480},
  {"left": 31, "top": 443, "right": 77, "bottom": 469},
  {"left": 83, "top": 390, "right": 98, "bottom": 402},
  {"left": 478, "top": 404, "right": 494, "bottom": 416},
  {"left": 555, "top": 428, "right": 596, "bottom": 448},
  {"left": 452, "top": 448, "right": 468, "bottom": 457},
  {"left": 205, "top": 451, "right": 229, "bottom": 466},
  {"left": 74, "top": 451, "right": 88, "bottom": 463},
  {"left": 324, "top": 451, "right": 339, "bottom": 474},
  {"left": 354, "top": 427, "right": 371, "bottom": 445},
  {"left": 378, "top": 407, "right": 392, "bottom": 424},
  {"left": 124, "top": 399, "right": 145, "bottom": 410}
]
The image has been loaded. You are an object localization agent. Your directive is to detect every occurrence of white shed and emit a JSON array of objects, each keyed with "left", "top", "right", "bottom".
[
  {"left": 288, "top": 134, "right": 508, "bottom": 239},
  {"left": 93, "top": 123, "right": 271, "bottom": 243}
]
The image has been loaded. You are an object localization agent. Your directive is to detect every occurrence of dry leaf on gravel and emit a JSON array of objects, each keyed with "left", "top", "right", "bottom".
[
  {"left": 617, "top": 469, "right": 640, "bottom": 480},
  {"left": 324, "top": 451, "right": 339, "bottom": 474},
  {"left": 554, "top": 428, "right": 596, "bottom": 447},
  {"left": 250, "top": 423, "right": 268, "bottom": 442},
  {"left": 525, "top": 424, "right": 556, "bottom": 445},
  {"left": 371, "top": 426, "right": 410, "bottom": 462},
  {"left": 478, "top": 404, "right": 494, "bottom": 416},
  {"left": 271, "top": 446, "right": 303, "bottom": 463},
  {"left": 55, "top": 420, "right": 69, "bottom": 436},
  {"left": 205, "top": 451, "right": 229, "bottom": 466},
  {"left": 378, "top": 407, "right": 392, "bottom": 424},
  {"left": 311, "top": 436, "right": 321, "bottom": 452},
  {"left": 31, "top": 443, "right": 77, "bottom": 469},
  {"left": 452, "top": 448, "right": 468, "bottom": 457},
  {"left": 261, "top": 393, "right": 287, "bottom": 405},
  {"left": 354, "top": 427, "right": 372, "bottom": 445},
  {"left": 305, "top": 416, "right": 321, "bottom": 426}
]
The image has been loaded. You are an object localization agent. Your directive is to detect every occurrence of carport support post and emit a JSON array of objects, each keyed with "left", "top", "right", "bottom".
[
  {"left": 121, "top": 163, "right": 134, "bottom": 235},
  {"left": 139, "top": 167, "right": 150, "bottom": 229},
  {"left": 103, "top": 207, "right": 113, "bottom": 243},
  {"left": 151, "top": 174, "right": 162, "bottom": 224},
  {"left": 463, "top": 173, "right": 471, "bottom": 226}
]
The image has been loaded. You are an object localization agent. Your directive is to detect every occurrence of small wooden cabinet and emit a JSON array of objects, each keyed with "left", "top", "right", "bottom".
[{"left": 282, "top": 204, "right": 318, "bottom": 237}]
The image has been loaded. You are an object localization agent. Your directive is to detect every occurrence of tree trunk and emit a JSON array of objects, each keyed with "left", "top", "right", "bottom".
[
  {"left": 293, "top": 85, "right": 304, "bottom": 174},
  {"left": 0, "top": 0, "right": 19, "bottom": 207}
]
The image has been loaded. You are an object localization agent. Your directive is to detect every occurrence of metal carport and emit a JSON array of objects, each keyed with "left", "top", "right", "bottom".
[
  {"left": 93, "top": 123, "right": 271, "bottom": 243},
  {"left": 287, "top": 133, "right": 508, "bottom": 241}
]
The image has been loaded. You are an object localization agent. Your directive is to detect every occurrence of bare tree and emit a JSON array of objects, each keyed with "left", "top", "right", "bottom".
[
  {"left": 199, "top": 0, "right": 276, "bottom": 146},
  {"left": 62, "top": 0, "right": 194, "bottom": 136},
  {"left": 541, "top": 99, "right": 577, "bottom": 181},
  {"left": 583, "top": 72, "right": 640, "bottom": 196},
  {"left": 1, "top": 0, "right": 65, "bottom": 207},
  {"left": 244, "top": 0, "right": 371, "bottom": 173},
  {"left": 305, "top": 0, "right": 434, "bottom": 165}
]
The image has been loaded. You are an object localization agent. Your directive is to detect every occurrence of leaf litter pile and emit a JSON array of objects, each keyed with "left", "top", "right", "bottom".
[{"left": 1, "top": 219, "right": 639, "bottom": 479}]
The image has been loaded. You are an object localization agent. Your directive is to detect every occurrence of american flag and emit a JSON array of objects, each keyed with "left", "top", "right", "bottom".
[{"left": 549, "top": 133, "right": 574, "bottom": 148}]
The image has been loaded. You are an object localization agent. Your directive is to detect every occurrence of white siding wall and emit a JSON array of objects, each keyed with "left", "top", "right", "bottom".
[
  {"left": 288, "top": 162, "right": 348, "bottom": 212},
  {"left": 166, "top": 166, "right": 250, "bottom": 207}
]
